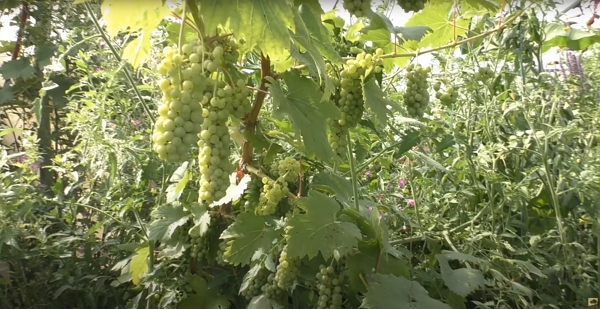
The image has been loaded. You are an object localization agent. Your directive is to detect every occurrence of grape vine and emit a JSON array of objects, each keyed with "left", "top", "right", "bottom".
[{"left": 397, "top": 0, "right": 428, "bottom": 13}]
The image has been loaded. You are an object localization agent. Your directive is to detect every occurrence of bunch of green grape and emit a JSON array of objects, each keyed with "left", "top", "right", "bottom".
[
  {"left": 396, "top": 0, "right": 428, "bottom": 13},
  {"left": 152, "top": 44, "right": 206, "bottom": 162},
  {"left": 328, "top": 49, "right": 384, "bottom": 156},
  {"left": 189, "top": 211, "right": 217, "bottom": 260},
  {"left": 270, "top": 156, "right": 300, "bottom": 183},
  {"left": 216, "top": 240, "right": 230, "bottom": 266},
  {"left": 474, "top": 66, "right": 495, "bottom": 81},
  {"left": 434, "top": 82, "right": 458, "bottom": 106},
  {"left": 256, "top": 176, "right": 289, "bottom": 216},
  {"left": 240, "top": 266, "right": 270, "bottom": 300},
  {"left": 403, "top": 63, "right": 431, "bottom": 118},
  {"left": 343, "top": 0, "right": 372, "bottom": 17},
  {"left": 274, "top": 245, "right": 300, "bottom": 290},
  {"left": 242, "top": 175, "right": 263, "bottom": 212},
  {"left": 315, "top": 264, "right": 344, "bottom": 309},
  {"left": 261, "top": 273, "right": 284, "bottom": 299}
]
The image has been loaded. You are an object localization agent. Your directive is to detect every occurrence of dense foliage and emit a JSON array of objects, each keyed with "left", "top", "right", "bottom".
[{"left": 1, "top": 0, "right": 600, "bottom": 309}]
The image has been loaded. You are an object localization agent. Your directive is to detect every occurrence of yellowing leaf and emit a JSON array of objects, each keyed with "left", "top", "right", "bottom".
[
  {"left": 197, "top": 0, "right": 294, "bottom": 64},
  {"left": 101, "top": 0, "right": 171, "bottom": 67},
  {"left": 73, "top": 0, "right": 93, "bottom": 4},
  {"left": 130, "top": 246, "right": 149, "bottom": 286},
  {"left": 405, "top": 2, "right": 470, "bottom": 49}
]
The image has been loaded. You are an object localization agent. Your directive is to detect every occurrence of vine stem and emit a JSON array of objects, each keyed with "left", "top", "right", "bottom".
[
  {"left": 346, "top": 133, "right": 360, "bottom": 211},
  {"left": 83, "top": 2, "right": 155, "bottom": 124}
]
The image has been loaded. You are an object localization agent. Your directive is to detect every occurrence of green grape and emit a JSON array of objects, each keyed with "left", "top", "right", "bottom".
[
  {"left": 315, "top": 264, "right": 344, "bottom": 309},
  {"left": 243, "top": 175, "right": 263, "bottom": 212},
  {"left": 396, "top": 0, "right": 428, "bottom": 13},
  {"left": 403, "top": 63, "right": 431, "bottom": 118},
  {"left": 343, "top": 0, "right": 372, "bottom": 17},
  {"left": 474, "top": 66, "right": 495, "bottom": 81},
  {"left": 327, "top": 50, "right": 384, "bottom": 157},
  {"left": 274, "top": 245, "right": 300, "bottom": 290},
  {"left": 189, "top": 212, "right": 217, "bottom": 260},
  {"left": 261, "top": 273, "right": 284, "bottom": 299},
  {"left": 240, "top": 266, "right": 270, "bottom": 300},
  {"left": 436, "top": 84, "right": 458, "bottom": 106},
  {"left": 216, "top": 240, "right": 230, "bottom": 266},
  {"left": 257, "top": 177, "right": 289, "bottom": 216},
  {"left": 270, "top": 157, "right": 300, "bottom": 183}
]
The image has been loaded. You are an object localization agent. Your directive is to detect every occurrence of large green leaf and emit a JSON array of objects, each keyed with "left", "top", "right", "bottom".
[
  {"left": 404, "top": 1, "right": 470, "bottom": 49},
  {"left": 361, "top": 274, "right": 452, "bottom": 309},
  {"left": 129, "top": 246, "right": 149, "bottom": 286},
  {"left": 197, "top": 0, "right": 294, "bottom": 65},
  {"left": 220, "top": 212, "right": 280, "bottom": 266},
  {"left": 289, "top": 10, "right": 335, "bottom": 100},
  {"left": 542, "top": 22, "right": 600, "bottom": 52},
  {"left": 359, "top": 13, "right": 413, "bottom": 71},
  {"left": 437, "top": 255, "right": 486, "bottom": 298},
  {"left": 0, "top": 58, "right": 35, "bottom": 80},
  {"left": 148, "top": 203, "right": 189, "bottom": 241},
  {"left": 298, "top": 4, "right": 342, "bottom": 64},
  {"left": 101, "top": 0, "right": 171, "bottom": 68},
  {"left": 266, "top": 71, "right": 339, "bottom": 162},
  {"left": 286, "top": 191, "right": 361, "bottom": 259},
  {"left": 362, "top": 78, "right": 401, "bottom": 126},
  {"left": 346, "top": 242, "right": 410, "bottom": 292}
]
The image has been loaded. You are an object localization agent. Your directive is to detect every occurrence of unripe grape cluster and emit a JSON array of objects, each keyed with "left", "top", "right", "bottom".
[
  {"left": 257, "top": 176, "right": 289, "bottom": 216},
  {"left": 152, "top": 37, "right": 251, "bottom": 204},
  {"left": 475, "top": 66, "right": 495, "bottom": 81},
  {"left": 315, "top": 264, "right": 344, "bottom": 309},
  {"left": 403, "top": 63, "right": 431, "bottom": 118},
  {"left": 328, "top": 49, "right": 384, "bottom": 156},
  {"left": 269, "top": 156, "right": 300, "bottom": 183},
  {"left": 190, "top": 214, "right": 217, "bottom": 260},
  {"left": 343, "top": 0, "right": 372, "bottom": 17},
  {"left": 397, "top": 0, "right": 428, "bottom": 13},
  {"left": 434, "top": 82, "right": 458, "bottom": 106},
  {"left": 274, "top": 245, "right": 300, "bottom": 290},
  {"left": 240, "top": 266, "right": 270, "bottom": 300}
]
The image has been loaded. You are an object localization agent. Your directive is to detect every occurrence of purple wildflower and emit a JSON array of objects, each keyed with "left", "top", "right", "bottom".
[
  {"left": 398, "top": 178, "right": 407, "bottom": 188},
  {"left": 402, "top": 225, "right": 407, "bottom": 231},
  {"left": 16, "top": 155, "right": 28, "bottom": 163},
  {"left": 365, "top": 170, "right": 372, "bottom": 178},
  {"left": 378, "top": 194, "right": 384, "bottom": 201},
  {"left": 406, "top": 199, "right": 415, "bottom": 207},
  {"left": 132, "top": 119, "right": 142, "bottom": 127}
]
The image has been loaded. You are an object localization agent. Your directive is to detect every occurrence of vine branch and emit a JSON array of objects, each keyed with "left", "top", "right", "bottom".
[{"left": 241, "top": 54, "right": 271, "bottom": 169}]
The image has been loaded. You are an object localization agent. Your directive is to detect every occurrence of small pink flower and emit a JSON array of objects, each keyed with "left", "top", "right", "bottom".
[
  {"left": 422, "top": 146, "right": 429, "bottom": 153},
  {"left": 406, "top": 199, "right": 415, "bottom": 207},
  {"left": 398, "top": 178, "right": 407, "bottom": 188},
  {"left": 365, "top": 170, "right": 372, "bottom": 178},
  {"left": 95, "top": 67, "right": 102, "bottom": 72},
  {"left": 132, "top": 119, "right": 142, "bottom": 127},
  {"left": 108, "top": 122, "right": 116, "bottom": 128},
  {"left": 16, "top": 155, "right": 28, "bottom": 163},
  {"left": 30, "top": 158, "right": 43, "bottom": 172},
  {"left": 402, "top": 225, "right": 407, "bottom": 231},
  {"left": 148, "top": 181, "right": 157, "bottom": 189},
  {"left": 378, "top": 194, "right": 384, "bottom": 201}
]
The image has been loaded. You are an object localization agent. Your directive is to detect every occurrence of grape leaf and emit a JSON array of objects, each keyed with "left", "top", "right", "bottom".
[
  {"left": 211, "top": 174, "right": 251, "bottom": 207},
  {"left": 34, "top": 45, "right": 57, "bottom": 68},
  {"left": 179, "top": 276, "right": 230, "bottom": 309},
  {"left": 312, "top": 171, "right": 353, "bottom": 202},
  {"left": 437, "top": 255, "right": 485, "bottom": 298},
  {"left": 294, "top": 0, "right": 323, "bottom": 14},
  {"left": 542, "top": 22, "right": 600, "bottom": 52},
  {"left": 266, "top": 72, "right": 339, "bottom": 162},
  {"left": 286, "top": 190, "right": 361, "bottom": 260},
  {"left": 347, "top": 242, "right": 410, "bottom": 293},
  {"left": 247, "top": 295, "right": 282, "bottom": 309},
  {"left": 100, "top": 0, "right": 171, "bottom": 68},
  {"left": 130, "top": 246, "right": 149, "bottom": 286},
  {"left": 362, "top": 78, "right": 401, "bottom": 126},
  {"left": 148, "top": 203, "right": 189, "bottom": 241},
  {"left": 220, "top": 212, "right": 279, "bottom": 266},
  {"left": 239, "top": 264, "right": 263, "bottom": 294},
  {"left": 289, "top": 11, "right": 335, "bottom": 100},
  {"left": 462, "top": 0, "right": 502, "bottom": 13},
  {"left": 0, "top": 58, "right": 35, "bottom": 79},
  {"left": 298, "top": 4, "right": 342, "bottom": 64},
  {"left": 0, "top": 85, "right": 14, "bottom": 104},
  {"left": 189, "top": 203, "right": 212, "bottom": 237},
  {"left": 404, "top": 2, "right": 470, "bottom": 49},
  {"left": 197, "top": 0, "right": 294, "bottom": 65},
  {"left": 361, "top": 274, "right": 452, "bottom": 309}
]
